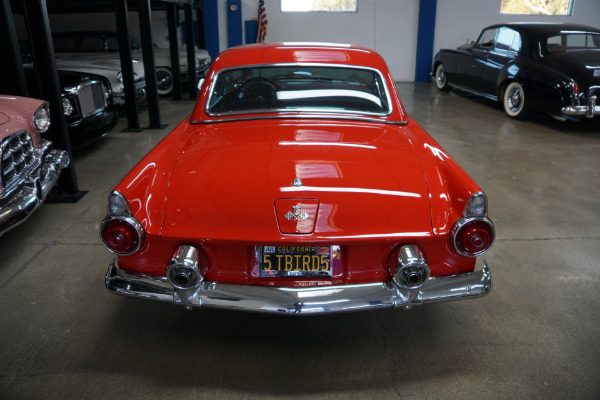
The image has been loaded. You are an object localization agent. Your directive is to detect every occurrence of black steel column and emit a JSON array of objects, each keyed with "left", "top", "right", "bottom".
[
  {"left": 138, "top": 0, "right": 164, "bottom": 129},
  {"left": 195, "top": 3, "right": 205, "bottom": 50},
  {"left": 0, "top": 0, "right": 28, "bottom": 97},
  {"left": 184, "top": 3, "right": 197, "bottom": 100},
  {"left": 114, "top": 0, "right": 141, "bottom": 131},
  {"left": 166, "top": 3, "right": 182, "bottom": 100},
  {"left": 24, "top": 0, "right": 84, "bottom": 202}
]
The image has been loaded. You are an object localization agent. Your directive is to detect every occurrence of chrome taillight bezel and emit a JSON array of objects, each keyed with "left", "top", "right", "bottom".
[
  {"left": 100, "top": 191, "right": 145, "bottom": 255},
  {"left": 450, "top": 192, "right": 495, "bottom": 257}
]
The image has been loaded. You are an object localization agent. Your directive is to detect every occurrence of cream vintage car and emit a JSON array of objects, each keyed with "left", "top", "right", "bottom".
[
  {"left": 52, "top": 59, "right": 146, "bottom": 106},
  {"left": 53, "top": 31, "right": 211, "bottom": 96}
]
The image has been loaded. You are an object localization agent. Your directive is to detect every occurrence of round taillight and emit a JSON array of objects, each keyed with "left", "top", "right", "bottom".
[
  {"left": 100, "top": 218, "right": 144, "bottom": 255},
  {"left": 452, "top": 219, "right": 495, "bottom": 257}
]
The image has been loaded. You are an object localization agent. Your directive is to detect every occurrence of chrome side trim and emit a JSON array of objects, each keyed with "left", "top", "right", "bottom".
[
  {"left": 105, "top": 260, "right": 492, "bottom": 315},
  {"left": 444, "top": 83, "right": 499, "bottom": 101},
  {"left": 204, "top": 62, "right": 395, "bottom": 118},
  {"left": 190, "top": 114, "right": 408, "bottom": 126}
]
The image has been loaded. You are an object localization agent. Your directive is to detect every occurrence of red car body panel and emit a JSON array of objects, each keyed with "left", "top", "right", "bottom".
[{"left": 104, "top": 43, "right": 493, "bottom": 313}]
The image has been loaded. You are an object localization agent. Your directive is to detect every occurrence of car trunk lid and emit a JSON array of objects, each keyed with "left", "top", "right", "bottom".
[{"left": 161, "top": 119, "right": 433, "bottom": 242}]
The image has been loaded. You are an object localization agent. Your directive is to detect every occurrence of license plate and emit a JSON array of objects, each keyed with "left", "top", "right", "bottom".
[{"left": 260, "top": 245, "right": 333, "bottom": 278}]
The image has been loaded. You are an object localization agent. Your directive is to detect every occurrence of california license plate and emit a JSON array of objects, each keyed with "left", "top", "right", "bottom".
[{"left": 260, "top": 245, "right": 333, "bottom": 278}]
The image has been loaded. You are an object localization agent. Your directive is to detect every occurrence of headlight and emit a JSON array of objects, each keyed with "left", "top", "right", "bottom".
[
  {"left": 62, "top": 98, "right": 74, "bottom": 116},
  {"left": 33, "top": 102, "right": 51, "bottom": 133}
]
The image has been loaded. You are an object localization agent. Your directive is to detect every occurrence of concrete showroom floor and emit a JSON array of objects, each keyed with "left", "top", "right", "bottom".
[{"left": 0, "top": 83, "right": 598, "bottom": 399}]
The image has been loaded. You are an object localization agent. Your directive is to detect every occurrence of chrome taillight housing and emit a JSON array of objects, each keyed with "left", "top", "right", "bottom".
[
  {"left": 100, "top": 191, "right": 145, "bottom": 255},
  {"left": 450, "top": 192, "right": 495, "bottom": 257}
]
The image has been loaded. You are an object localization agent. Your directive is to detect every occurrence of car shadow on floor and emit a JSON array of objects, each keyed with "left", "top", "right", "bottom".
[{"left": 80, "top": 296, "right": 490, "bottom": 396}]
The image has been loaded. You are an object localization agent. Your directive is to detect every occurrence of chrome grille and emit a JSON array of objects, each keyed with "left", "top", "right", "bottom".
[
  {"left": 135, "top": 78, "right": 146, "bottom": 90},
  {"left": 1, "top": 131, "right": 35, "bottom": 189},
  {"left": 77, "top": 81, "right": 107, "bottom": 117}
]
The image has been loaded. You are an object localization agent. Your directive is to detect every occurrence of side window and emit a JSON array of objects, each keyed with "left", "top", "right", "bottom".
[
  {"left": 510, "top": 32, "right": 522, "bottom": 52},
  {"left": 495, "top": 27, "right": 522, "bottom": 53},
  {"left": 546, "top": 35, "right": 563, "bottom": 53},
  {"left": 477, "top": 28, "right": 498, "bottom": 49},
  {"left": 106, "top": 37, "right": 120, "bottom": 51}
]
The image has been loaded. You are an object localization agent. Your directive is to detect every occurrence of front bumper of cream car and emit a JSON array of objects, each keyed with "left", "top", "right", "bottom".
[
  {"left": 105, "top": 260, "right": 492, "bottom": 314},
  {"left": 0, "top": 142, "right": 70, "bottom": 236}
]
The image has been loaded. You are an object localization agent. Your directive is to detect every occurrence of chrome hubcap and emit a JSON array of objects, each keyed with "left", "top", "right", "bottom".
[
  {"left": 508, "top": 88, "right": 522, "bottom": 111},
  {"left": 156, "top": 71, "right": 173, "bottom": 91},
  {"left": 437, "top": 69, "right": 446, "bottom": 87}
]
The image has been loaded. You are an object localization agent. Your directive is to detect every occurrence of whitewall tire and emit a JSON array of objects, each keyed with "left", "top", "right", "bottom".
[
  {"left": 156, "top": 67, "right": 174, "bottom": 96},
  {"left": 503, "top": 81, "right": 529, "bottom": 120}
]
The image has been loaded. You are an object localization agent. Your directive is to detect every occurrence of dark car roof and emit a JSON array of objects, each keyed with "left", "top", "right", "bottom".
[{"left": 486, "top": 23, "right": 600, "bottom": 38}]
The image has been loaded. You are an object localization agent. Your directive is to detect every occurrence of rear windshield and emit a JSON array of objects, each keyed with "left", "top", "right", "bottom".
[
  {"left": 206, "top": 65, "right": 391, "bottom": 116},
  {"left": 545, "top": 32, "right": 600, "bottom": 53}
]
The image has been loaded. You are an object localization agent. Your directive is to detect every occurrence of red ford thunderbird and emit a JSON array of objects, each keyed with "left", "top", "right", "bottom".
[{"left": 101, "top": 43, "right": 495, "bottom": 314}]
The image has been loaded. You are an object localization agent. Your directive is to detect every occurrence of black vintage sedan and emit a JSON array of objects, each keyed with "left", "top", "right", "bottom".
[
  {"left": 432, "top": 23, "right": 600, "bottom": 121},
  {"left": 25, "top": 68, "right": 118, "bottom": 150}
]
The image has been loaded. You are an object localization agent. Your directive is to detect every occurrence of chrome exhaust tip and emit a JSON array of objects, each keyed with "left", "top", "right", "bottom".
[
  {"left": 394, "top": 245, "right": 430, "bottom": 289},
  {"left": 167, "top": 245, "right": 203, "bottom": 290}
]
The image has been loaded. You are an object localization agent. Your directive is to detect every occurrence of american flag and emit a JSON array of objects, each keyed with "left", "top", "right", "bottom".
[{"left": 256, "top": 0, "right": 268, "bottom": 43}]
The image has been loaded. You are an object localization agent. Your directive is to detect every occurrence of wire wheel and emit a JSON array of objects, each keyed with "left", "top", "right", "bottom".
[{"left": 156, "top": 68, "right": 174, "bottom": 96}]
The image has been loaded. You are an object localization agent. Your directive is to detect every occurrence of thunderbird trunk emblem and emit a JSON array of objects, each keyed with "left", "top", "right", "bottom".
[
  {"left": 275, "top": 199, "right": 319, "bottom": 234},
  {"left": 285, "top": 205, "right": 309, "bottom": 221}
]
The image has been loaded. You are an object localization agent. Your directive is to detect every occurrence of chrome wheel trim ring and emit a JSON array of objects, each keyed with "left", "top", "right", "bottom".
[
  {"left": 504, "top": 82, "right": 525, "bottom": 116},
  {"left": 435, "top": 65, "right": 446, "bottom": 89}
]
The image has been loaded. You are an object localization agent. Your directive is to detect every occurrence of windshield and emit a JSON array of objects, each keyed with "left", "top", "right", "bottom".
[
  {"left": 206, "top": 65, "right": 391, "bottom": 116},
  {"left": 545, "top": 32, "right": 600, "bottom": 53}
]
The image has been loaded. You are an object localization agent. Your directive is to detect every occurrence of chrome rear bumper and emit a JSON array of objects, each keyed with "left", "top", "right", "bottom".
[
  {"left": 562, "top": 96, "right": 599, "bottom": 118},
  {"left": 105, "top": 260, "right": 492, "bottom": 314}
]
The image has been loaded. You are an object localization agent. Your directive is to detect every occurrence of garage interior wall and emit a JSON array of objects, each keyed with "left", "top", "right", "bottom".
[
  {"left": 244, "top": 0, "right": 420, "bottom": 82},
  {"left": 17, "top": 0, "right": 600, "bottom": 83}
]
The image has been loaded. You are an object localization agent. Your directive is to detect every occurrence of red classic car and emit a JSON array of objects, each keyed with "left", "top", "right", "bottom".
[
  {"left": 0, "top": 96, "right": 70, "bottom": 236},
  {"left": 101, "top": 43, "right": 495, "bottom": 314}
]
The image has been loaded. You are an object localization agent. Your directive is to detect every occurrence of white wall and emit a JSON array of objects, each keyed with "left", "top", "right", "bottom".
[{"left": 228, "top": 0, "right": 420, "bottom": 82}]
